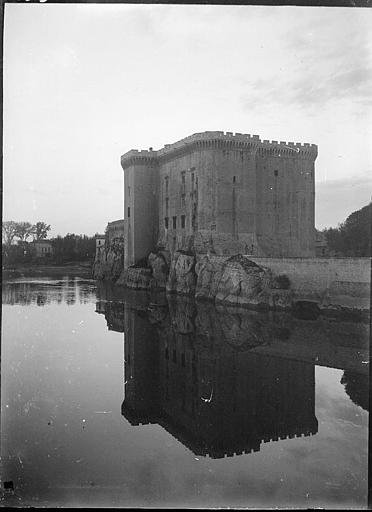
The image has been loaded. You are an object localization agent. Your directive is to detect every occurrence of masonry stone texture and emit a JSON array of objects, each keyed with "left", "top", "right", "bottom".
[{"left": 121, "top": 131, "right": 317, "bottom": 268}]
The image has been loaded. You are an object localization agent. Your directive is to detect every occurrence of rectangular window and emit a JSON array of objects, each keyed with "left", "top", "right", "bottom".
[
  {"left": 165, "top": 198, "right": 169, "bottom": 215},
  {"left": 181, "top": 171, "right": 186, "bottom": 193},
  {"left": 127, "top": 206, "right": 130, "bottom": 218},
  {"left": 181, "top": 193, "right": 185, "bottom": 208},
  {"left": 181, "top": 215, "right": 185, "bottom": 228},
  {"left": 165, "top": 176, "right": 169, "bottom": 195},
  {"left": 274, "top": 170, "right": 278, "bottom": 176},
  {"left": 173, "top": 216, "right": 177, "bottom": 229},
  {"left": 128, "top": 186, "right": 130, "bottom": 196},
  {"left": 164, "top": 217, "right": 169, "bottom": 229}
]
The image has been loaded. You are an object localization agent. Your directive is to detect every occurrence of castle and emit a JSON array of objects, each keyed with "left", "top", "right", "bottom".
[{"left": 121, "top": 131, "right": 317, "bottom": 268}]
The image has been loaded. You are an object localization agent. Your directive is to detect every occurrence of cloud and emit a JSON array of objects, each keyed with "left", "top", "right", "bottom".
[
  {"left": 240, "top": 9, "right": 372, "bottom": 113},
  {"left": 241, "top": 64, "right": 372, "bottom": 114},
  {"left": 290, "top": 67, "right": 372, "bottom": 108}
]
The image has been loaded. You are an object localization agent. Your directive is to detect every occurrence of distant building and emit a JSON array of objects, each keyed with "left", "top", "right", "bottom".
[
  {"left": 95, "top": 234, "right": 106, "bottom": 259},
  {"left": 121, "top": 131, "right": 318, "bottom": 268},
  {"left": 106, "top": 219, "right": 125, "bottom": 245},
  {"left": 315, "top": 230, "right": 328, "bottom": 257},
  {"left": 30, "top": 240, "right": 54, "bottom": 259},
  {"left": 93, "top": 221, "right": 125, "bottom": 280}
]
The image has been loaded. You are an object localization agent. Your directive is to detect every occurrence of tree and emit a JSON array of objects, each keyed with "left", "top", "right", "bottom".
[
  {"left": 33, "top": 221, "right": 51, "bottom": 241},
  {"left": 323, "top": 202, "right": 371, "bottom": 257},
  {"left": 2, "top": 221, "right": 19, "bottom": 263},
  {"left": 15, "top": 222, "right": 34, "bottom": 243},
  {"left": 51, "top": 233, "right": 96, "bottom": 264},
  {"left": 2, "top": 221, "right": 18, "bottom": 247}
]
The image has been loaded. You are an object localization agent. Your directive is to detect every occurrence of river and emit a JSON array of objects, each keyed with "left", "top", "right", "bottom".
[{"left": 1, "top": 276, "right": 369, "bottom": 508}]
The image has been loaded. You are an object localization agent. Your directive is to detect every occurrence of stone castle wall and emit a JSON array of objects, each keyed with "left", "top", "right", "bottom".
[
  {"left": 121, "top": 131, "right": 317, "bottom": 266},
  {"left": 248, "top": 257, "right": 371, "bottom": 311}
]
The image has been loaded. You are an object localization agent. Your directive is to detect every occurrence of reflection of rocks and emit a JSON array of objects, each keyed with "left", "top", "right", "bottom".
[
  {"left": 121, "top": 301, "right": 318, "bottom": 459},
  {"left": 341, "top": 371, "right": 369, "bottom": 411},
  {"left": 95, "top": 282, "right": 125, "bottom": 332},
  {"left": 152, "top": 296, "right": 274, "bottom": 352},
  {"left": 124, "top": 267, "right": 153, "bottom": 290},
  {"left": 101, "top": 301, "right": 124, "bottom": 332}
]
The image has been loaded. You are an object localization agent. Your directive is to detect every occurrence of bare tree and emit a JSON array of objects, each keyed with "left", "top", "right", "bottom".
[{"left": 2, "top": 221, "right": 18, "bottom": 247}]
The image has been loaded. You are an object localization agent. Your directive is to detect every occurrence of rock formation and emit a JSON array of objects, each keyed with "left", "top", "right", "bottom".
[{"left": 93, "top": 237, "right": 124, "bottom": 282}]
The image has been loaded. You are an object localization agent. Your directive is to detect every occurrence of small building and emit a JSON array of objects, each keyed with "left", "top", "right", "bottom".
[
  {"left": 95, "top": 234, "right": 106, "bottom": 250},
  {"left": 95, "top": 234, "right": 106, "bottom": 260},
  {"left": 30, "top": 240, "right": 54, "bottom": 258}
]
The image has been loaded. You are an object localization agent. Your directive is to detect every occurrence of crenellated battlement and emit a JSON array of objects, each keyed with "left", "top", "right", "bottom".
[
  {"left": 121, "top": 148, "right": 157, "bottom": 169},
  {"left": 121, "top": 130, "right": 318, "bottom": 168}
]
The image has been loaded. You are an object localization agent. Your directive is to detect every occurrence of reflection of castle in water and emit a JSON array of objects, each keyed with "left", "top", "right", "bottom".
[
  {"left": 121, "top": 298, "right": 318, "bottom": 458},
  {"left": 95, "top": 282, "right": 126, "bottom": 332},
  {"left": 93, "top": 286, "right": 368, "bottom": 457}
]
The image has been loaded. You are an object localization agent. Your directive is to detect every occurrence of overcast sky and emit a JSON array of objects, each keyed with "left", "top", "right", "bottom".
[{"left": 3, "top": 3, "right": 372, "bottom": 236}]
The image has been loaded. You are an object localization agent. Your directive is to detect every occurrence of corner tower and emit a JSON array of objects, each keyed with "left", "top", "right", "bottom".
[
  {"left": 121, "top": 150, "right": 159, "bottom": 268},
  {"left": 256, "top": 140, "right": 318, "bottom": 256}
]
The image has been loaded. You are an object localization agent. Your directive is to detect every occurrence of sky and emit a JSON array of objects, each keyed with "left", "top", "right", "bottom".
[{"left": 3, "top": 3, "right": 372, "bottom": 237}]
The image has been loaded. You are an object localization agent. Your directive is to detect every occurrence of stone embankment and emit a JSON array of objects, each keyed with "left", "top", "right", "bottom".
[{"left": 114, "top": 251, "right": 370, "bottom": 315}]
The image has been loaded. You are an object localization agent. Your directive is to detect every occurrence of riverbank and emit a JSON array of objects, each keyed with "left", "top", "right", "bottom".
[{"left": 2, "top": 261, "right": 93, "bottom": 280}]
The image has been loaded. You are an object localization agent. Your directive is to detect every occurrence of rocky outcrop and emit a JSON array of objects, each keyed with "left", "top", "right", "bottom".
[
  {"left": 93, "top": 238, "right": 124, "bottom": 282},
  {"left": 116, "top": 251, "right": 170, "bottom": 290},
  {"left": 195, "top": 254, "right": 293, "bottom": 309},
  {"left": 166, "top": 251, "right": 196, "bottom": 295},
  {"left": 148, "top": 252, "right": 169, "bottom": 288},
  {"left": 120, "top": 251, "right": 293, "bottom": 310}
]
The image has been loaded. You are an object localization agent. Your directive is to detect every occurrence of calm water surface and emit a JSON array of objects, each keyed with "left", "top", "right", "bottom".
[{"left": 1, "top": 277, "right": 369, "bottom": 508}]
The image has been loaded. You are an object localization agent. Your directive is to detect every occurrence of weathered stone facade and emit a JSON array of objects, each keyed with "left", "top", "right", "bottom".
[{"left": 121, "top": 131, "right": 317, "bottom": 268}]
